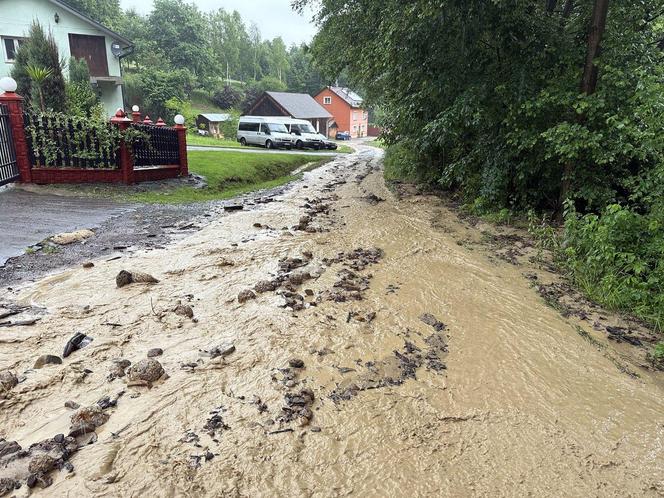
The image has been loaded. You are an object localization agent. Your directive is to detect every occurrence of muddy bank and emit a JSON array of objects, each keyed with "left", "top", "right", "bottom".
[
  {"left": 0, "top": 181, "right": 296, "bottom": 289},
  {"left": 0, "top": 147, "right": 662, "bottom": 497}
]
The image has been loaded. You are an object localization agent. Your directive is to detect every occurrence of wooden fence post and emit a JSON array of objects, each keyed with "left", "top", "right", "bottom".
[
  {"left": 110, "top": 109, "right": 134, "bottom": 185},
  {"left": 0, "top": 87, "right": 32, "bottom": 183},
  {"left": 175, "top": 119, "right": 188, "bottom": 177}
]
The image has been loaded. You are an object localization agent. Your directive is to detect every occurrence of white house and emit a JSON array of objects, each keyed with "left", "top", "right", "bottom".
[{"left": 0, "top": 0, "right": 133, "bottom": 115}]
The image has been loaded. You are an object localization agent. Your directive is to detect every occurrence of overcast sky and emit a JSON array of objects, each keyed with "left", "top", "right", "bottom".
[{"left": 118, "top": 0, "right": 318, "bottom": 46}]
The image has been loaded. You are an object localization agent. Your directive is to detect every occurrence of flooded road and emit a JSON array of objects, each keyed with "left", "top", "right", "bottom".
[{"left": 0, "top": 146, "right": 662, "bottom": 497}]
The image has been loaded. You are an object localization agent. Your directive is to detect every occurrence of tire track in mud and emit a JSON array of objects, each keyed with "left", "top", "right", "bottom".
[{"left": 0, "top": 147, "right": 662, "bottom": 497}]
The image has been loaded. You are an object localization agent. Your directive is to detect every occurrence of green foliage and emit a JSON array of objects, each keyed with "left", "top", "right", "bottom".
[
  {"left": 24, "top": 108, "right": 147, "bottom": 168},
  {"left": 124, "top": 68, "right": 194, "bottom": 120},
  {"left": 383, "top": 143, "right": 433, "bottom": 184},
  {"left": 11, "top": 22, "right": 66, "bottom": 112},
  {"left": 68, "top": 57, "right": 91, "bottom": 84},
  {"left": 164, "top": 97, "right": 195, "bottom": 126},
  {"left": 66, "top": 58, "right": 98, "bottom": 116},
  {"left": 560, "top": 202, "right": 664, "bottom": 328},
  {"left": 212, "top": 86, "right": 243, "bottom": 110},
  {"left": 61, "top": 0, "right": 121, "bottom": 28},
  {"left": 300, "top": 1, "right": 664, "bottom": 213},
  {"left": 219, "top": 110, "right": 241, "bottom": 139}
]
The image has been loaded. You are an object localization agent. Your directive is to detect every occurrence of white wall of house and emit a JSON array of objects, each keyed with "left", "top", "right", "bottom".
[{"left": 0, "top": 0, "right": 126, "bottom": 115}]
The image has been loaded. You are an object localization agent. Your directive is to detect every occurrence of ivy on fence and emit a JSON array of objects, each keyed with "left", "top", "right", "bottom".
[{"left": 23, "top": 110, "right": 149, "bottom": 169}]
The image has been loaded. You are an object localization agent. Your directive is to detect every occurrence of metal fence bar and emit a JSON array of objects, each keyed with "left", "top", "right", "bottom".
[{"left": 0, "top": 104, "right": 20, "bottom": 186}]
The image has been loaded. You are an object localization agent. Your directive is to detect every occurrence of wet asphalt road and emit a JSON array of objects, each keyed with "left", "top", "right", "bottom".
[{"left": 0, "top": 186, "right": 128, "bottom": 265}]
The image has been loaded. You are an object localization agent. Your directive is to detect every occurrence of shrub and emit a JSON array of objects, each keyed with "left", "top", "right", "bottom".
[
  {"left": 212, "top": 86, "right": 243, "bottom": 110},
  {"left": 66, "top": 57, "right": 98, "bottom": 116},
  {"left": 383, "top": 143, "right": 432, "bottom": 183},
  {"left": 560, "top": 202, "right": 664, "bottom": 328},
  {"left": 11, "top": 22, "right": 66, "bottom": 112}
]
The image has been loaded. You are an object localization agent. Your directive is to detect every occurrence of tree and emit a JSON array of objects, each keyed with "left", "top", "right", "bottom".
[
  {"left": 66, "top": 58, "right": 99, "bottom": 116},
  {"left": 560, "top": 0, "right": 610, "bottom": 207},
  {"left": 286, "top": 44, "right": 323, "bottom": 94},
  {"left": 296, "top": 0, "right": 663, "bottom": 213},
  {"left": 208, "top": 9, "right": 250, "bottom": 82},
  {"left": 11, "top": 22, "right": 66, "bottom": 112},
  {"left": 148, "top": 0, "right": 212, "bottom": 78},
  {"left": 63, "top": 0, "right": 122, "bottom": 28},
  {"left": 212, "top": 86, "right": 243, "bottom": 109}
]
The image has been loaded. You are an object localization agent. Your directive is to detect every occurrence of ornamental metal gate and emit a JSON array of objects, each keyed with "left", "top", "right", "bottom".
[{"left": 0, "top": 104, "right": 20, "bottom": 186}]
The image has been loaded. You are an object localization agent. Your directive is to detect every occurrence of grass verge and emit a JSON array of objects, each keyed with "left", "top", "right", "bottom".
[
  {"left": 130, "top": 150, "right": 327, "bottom": 203},
  {"left": 187, "top": 134, "right": 242, "bottom": 148}
]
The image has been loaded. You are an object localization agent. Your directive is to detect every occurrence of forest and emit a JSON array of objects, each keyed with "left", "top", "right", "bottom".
[{"left": 298, "top": 0, "right": 664, "bottom": 329}]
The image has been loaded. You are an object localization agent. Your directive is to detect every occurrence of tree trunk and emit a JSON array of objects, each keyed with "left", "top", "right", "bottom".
[
  {"left": 558, "top": 0, "right": 609, "bottom": 219},
  {"left": 580, "top": 0, "right": 610, "bottom": 95}
]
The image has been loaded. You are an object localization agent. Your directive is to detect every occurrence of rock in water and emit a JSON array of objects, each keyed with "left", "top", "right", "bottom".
[
  {"left": 62, "top": 332, "right": 93, "bottom": 358},
  {"left": 28, "top": 454, "right": 57, "bottom": 474},
  {"left": 237, "top": 289, "right": 256, "bottom": 304},
  {"left": 127, "top": 359, "right": 165, "bottom": 383},
  {"left": 147, "top": 348, "right": 163, "bottom": 358},
  {"left": 0, "top": 371, "right": 18, "bottom": 392},
  {"left": 33, "top": 355, "right": 62, "bottom": 369},
  {"left": 69, "top": 405, "right": 109, "bottom": 436},
  {"left": 116, "top": 270, "right": 159, "bottom": 288},
  {"left": 174, "top": 305, "right": 194, "bottom": 318},
  {"left": 288, "top": 358, "right": 305, "bottom": 369},
  {"left": 419, "top": 313, "right": 446, "bottom": 332}
]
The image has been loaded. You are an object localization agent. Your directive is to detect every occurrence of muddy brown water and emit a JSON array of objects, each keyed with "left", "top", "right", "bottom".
[{"left": 0, "top": 147, "right": 662, "bottom": 497}]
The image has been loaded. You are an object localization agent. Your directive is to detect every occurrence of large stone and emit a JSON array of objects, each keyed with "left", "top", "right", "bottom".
[
  {"left": 127, "top": 359, "right": 165, "bottom": 383},
  {"left": 0, "top": 371, "right": 18, "bottom": 392},
  {"left": 33, "top": 355, "right": 62, "bottom": 369},
  {"left": 69, "top": 405, "right": 109, "bottom": 436}
]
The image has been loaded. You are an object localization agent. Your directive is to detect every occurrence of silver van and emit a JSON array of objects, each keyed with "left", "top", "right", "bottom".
[{"left": 237, "top": 116, "right": 294, "bottom": 149}]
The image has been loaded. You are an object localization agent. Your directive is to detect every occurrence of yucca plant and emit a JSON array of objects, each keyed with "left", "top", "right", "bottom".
[{"left": 26, "top": 64, "right": 53, "bottom": 111}]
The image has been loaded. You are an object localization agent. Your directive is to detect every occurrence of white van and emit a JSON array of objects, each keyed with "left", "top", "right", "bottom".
[
  {"left": 272, "top": 117, "right": 337, "bottom": 150},
  {"left": 237, "top": 116, "right": 294, "bottom": 149}
]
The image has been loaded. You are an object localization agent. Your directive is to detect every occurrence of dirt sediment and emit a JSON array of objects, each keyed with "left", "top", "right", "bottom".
[{"left": 0, "top": 146, "right": 662, "bottom": 496}]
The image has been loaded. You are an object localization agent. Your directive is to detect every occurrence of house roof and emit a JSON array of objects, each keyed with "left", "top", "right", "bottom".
[
  {"left": 50, "top": 0, "right": 133, "bottom": 47},
  {"left": 265, "top": 92, "right": 332, "bottom": 119},
  {"left": 329, "top": 87, "right": 364, "bottom": 108},
  {"left": 199, "top": 113, "right": 231, "bottom": 122}
]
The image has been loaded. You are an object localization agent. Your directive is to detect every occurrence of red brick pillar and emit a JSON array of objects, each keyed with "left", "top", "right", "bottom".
[
  {"left": 0, "top": 90, "right": 32, "bottom": 183},
  {"left": 175, "top": 123, "right": 188, "bottom": 177},
  {"left": 131, "top": 106, "right": 141, "bottom": 123},
  {"left": 111, "top": 110, "right": 134, "bottom": 185}
]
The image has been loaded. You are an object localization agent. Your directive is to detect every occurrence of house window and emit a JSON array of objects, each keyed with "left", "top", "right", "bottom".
[
  {"left": 3, "top": 37, "right": 25, "bottom": 62},
  {"left": 323, "top": 96, "right": 332, "bottom": 105},
  {"left": 363, "top": 112, "right": 368, "bottom": 120},
  {"left": 353, "top": 111, "right": 358, "bottom": 120}
]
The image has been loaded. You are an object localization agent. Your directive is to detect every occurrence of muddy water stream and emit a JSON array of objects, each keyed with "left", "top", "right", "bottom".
[{"left": 0, "top": 147, "right": 662, "bottom": 497}]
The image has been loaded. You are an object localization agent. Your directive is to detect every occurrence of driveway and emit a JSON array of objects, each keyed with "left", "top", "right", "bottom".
[{"left": 0, "top": 186, "right": 128, "bottom": 265}]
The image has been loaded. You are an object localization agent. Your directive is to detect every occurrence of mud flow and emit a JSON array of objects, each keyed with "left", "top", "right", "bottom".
[{"left": 0, "top": 146, "right": 662, "bottom": 497}]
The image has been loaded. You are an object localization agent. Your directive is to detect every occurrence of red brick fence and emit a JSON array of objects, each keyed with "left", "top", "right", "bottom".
[{"left": 0, "top": 88, "right": 188, "bottom": 185}]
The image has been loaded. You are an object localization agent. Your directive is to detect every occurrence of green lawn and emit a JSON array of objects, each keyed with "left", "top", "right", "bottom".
[
  {"left": 131, "top": 150, "right": 327, "bottom": 203},
  {"left": 187, "top": 134, "right": 242, "bottom": 148}
]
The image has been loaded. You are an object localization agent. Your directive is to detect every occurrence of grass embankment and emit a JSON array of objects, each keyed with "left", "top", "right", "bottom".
[
  {"left": 187, "top": 134, "right": 242, "bottom": 148},
  {"left": 188, "top": 133, "right": 355, "bottom": 154},
  {"left": 131, "top": 150, "right": 326, "bottom": 203}
]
